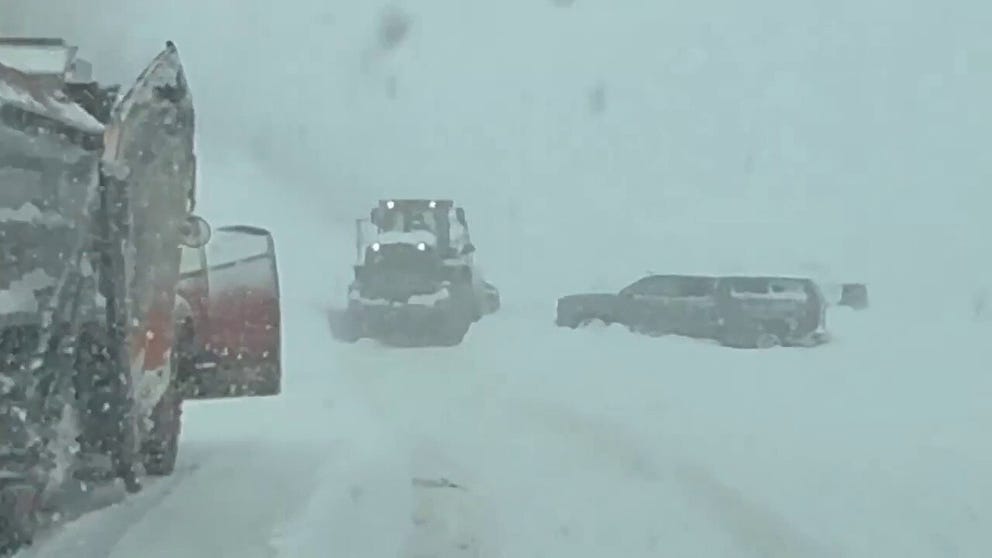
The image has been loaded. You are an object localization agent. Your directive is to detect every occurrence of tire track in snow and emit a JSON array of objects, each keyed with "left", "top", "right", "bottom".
[
  {"left": 333, "top": 314, "right": 833, "bottom": 556},
  {"left": 513, "top": 398, "right": 832, "bottom": 558},
  {"left": 269, "top": 436, "right": 415, "bottom": 558},
  {"left": 22, "top": 435, "right": 327, "bottom": 558},
  {"left": 405, "top": 477, "right": 493, "bottom": 558},
  {"left": 330, "top": 339, "right": 506, "bottom": 557},
  {"left": 392, "top": 425, "right": 504, "bottom": 558},
  {"left": 508, "top": 397, "right": 664, "bottom": 482},
  {"left": 102, "top": 439, "right": 326, "bottom": 558},
  {"left": 672, "top": 462, "right": 833, "bottom": 558}
]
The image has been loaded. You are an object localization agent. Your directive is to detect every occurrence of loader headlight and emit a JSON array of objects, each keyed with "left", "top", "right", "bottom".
[
  {"left": 371, "top": 242, "right": 381, "bottom": 252},
  {"left": 416, "top": 242, "right": 427, "bottom": 251},
  {"left": 428, "top": 200, "right": 437, "bottom": 208},
  {"left": 386, "top": 200, "right": 395, "bottom": 209}
]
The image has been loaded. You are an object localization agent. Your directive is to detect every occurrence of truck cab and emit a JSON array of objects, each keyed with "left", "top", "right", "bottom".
[{"left": 361, "top": 199, "right": 475, "bottom": 263}]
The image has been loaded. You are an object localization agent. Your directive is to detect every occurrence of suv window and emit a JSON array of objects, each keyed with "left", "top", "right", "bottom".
[
  {"left": 727, "top": 277, "right": 808, "bottom": 300},
  {"left": 622, "top": 275, "right": 716, "bottom": 297}
]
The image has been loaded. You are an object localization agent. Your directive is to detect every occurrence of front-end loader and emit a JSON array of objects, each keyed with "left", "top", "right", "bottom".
[{"left": 334, "top": 199, "right": 499, "bottom": 346}]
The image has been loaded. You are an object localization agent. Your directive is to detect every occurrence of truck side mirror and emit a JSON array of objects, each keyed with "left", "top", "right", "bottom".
[
  {"left": 180, "top": 214, "right": 212, "bottom": 248},
  {"left": 455, "top": 208, "right": 466, "bottom": 226},
  {"left": 461, "top": 242, "right": 475, "bottom": 255}
]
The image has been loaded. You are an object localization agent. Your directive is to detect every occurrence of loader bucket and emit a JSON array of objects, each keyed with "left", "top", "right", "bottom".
[{"left": 179, "top": 225, "right": 282, "bottom": 399}]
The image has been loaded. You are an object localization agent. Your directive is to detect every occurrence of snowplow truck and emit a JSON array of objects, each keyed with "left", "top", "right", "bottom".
[
  {"left": 0, "top": 38, "right": 282, "bottom": 554},
  {"left": 340, "top": 199, "right": 499, "bottom": 346}
]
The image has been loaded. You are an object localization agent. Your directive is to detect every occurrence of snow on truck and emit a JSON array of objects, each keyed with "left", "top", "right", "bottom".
[
  {"left": 334, "top": 199, "right": 500, "bottom": 346},
  {"left": 0, "top": 38, "right": 282, "bottom": 554}
]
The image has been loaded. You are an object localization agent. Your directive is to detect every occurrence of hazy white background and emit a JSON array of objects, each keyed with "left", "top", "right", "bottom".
[
  {"left": 3, "top": 2, "right": 992, "bottom": 557},
  {"left": 3, "top": 0, "right": 990, "bottom": 311}
]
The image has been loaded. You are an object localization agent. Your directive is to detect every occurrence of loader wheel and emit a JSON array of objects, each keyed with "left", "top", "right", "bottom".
[
  {"left": 143, "top": 380, "right": 181, "bottom": 476},
  {"left": 435, "top": 321, "right": 469, "bottom": 346},
  {"left": 142, "top": 332, "right": 185, "bottom": 476},
  {"left": 754, "top": 320, "right": 789, "bottom": 349},
  {"left": 339, "top": 315, "right": 364, "bottom": 344},
  {"left": 332, "top": 307, "right": 364, "bottom": 343},
  {"left": 435, "top": 309, "right": 471, "bottom": 347}
]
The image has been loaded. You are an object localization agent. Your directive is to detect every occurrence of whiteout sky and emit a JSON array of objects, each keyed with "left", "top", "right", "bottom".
[{"left": 3, "top": 1, "right": 990, "bottom": 295}]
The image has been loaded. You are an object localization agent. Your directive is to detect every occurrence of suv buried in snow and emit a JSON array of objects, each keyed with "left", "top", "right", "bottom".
[{"left": 556, "top": 274, "right": 829, "bottom": 348}]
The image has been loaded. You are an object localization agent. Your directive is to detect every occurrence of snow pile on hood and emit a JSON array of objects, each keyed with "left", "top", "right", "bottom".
[{"left": 0, "top": 62, "right": 103, "bottom": 134}]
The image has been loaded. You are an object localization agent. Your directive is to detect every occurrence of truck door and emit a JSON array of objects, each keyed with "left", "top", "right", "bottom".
[{"left": 181, "top": 225, "right": 282, "bottom": 399}]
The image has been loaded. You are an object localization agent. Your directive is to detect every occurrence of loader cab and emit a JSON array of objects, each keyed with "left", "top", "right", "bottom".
[
  {"left": 350, "top": 200, "right": 478, "bottom": 297},
  {"left": 371, "top": 199, "right": 450, "bottom": 251},
  {"left": 368, "top": 199, "right": 475, "bottom": 260}
]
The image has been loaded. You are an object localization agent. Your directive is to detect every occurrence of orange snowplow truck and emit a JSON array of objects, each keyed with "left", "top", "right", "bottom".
[{"left": 0, "top": 38, "right": 282, "bottom": 554}]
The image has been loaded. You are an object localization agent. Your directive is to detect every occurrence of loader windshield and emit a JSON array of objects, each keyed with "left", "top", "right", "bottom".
[{"left": 379, "top": 208, "right": 439, "bottom": 235}]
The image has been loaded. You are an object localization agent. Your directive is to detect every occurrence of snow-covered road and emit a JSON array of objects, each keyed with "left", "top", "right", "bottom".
[
  {"left": 21, "top": 291, "right": 992, "bottom": 557},
  {"left": 17, "top": 161, "right": 992, "bottom": 558},
  {"left": 330, "top": 308, "right": 992, "bottom": 557}
]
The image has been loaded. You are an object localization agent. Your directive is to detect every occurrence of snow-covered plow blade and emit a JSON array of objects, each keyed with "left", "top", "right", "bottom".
[
  {"left": 177, "top": 225, "right": 282, "bottom": 399},
  {"left": 339, "top": 286, "right": 475, "bottom": 347}
]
